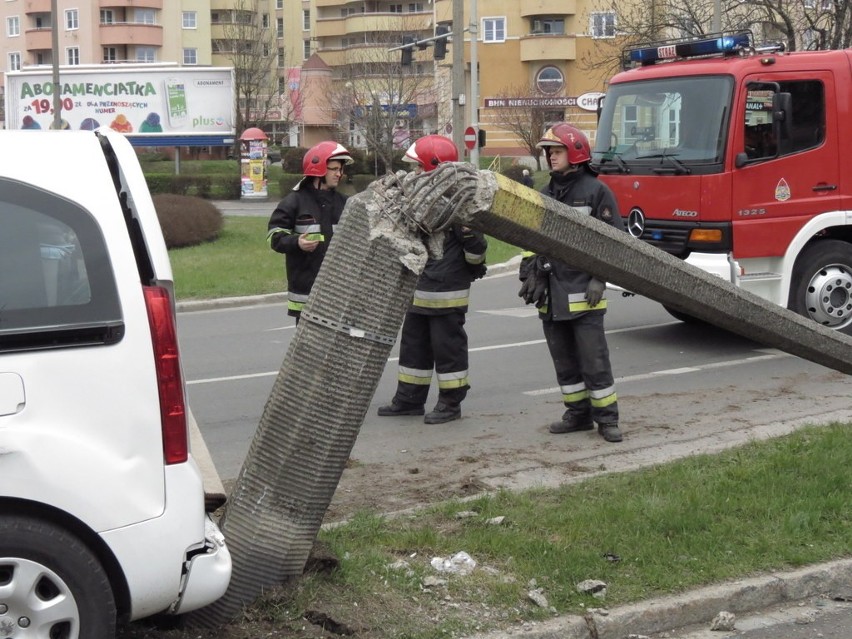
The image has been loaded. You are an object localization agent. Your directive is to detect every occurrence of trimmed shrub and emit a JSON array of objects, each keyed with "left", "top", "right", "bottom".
[
  {"left": 501, "top": 165, "right": 528, "bottom": 184},
  {"left": 281, "top": 147, "right": 307, "bottom": 173},
  {"left": 153, "top": 194, "right": 224, "bottom": 248}
]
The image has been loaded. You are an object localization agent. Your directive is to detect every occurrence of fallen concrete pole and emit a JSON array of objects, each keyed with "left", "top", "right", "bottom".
[
  {"left": 454, "top": 166, "right": 852, "bottom": 375},
  {"left": 189, "top": 167, "right": 479, "bottom": 625},
  {"left": 189, "top": 164, "right": 850, "bottom": 626}
]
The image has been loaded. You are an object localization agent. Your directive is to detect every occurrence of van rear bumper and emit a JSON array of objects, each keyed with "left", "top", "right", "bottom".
[{"left": 172, "top": 515, "right": 232, "bottom": 614}]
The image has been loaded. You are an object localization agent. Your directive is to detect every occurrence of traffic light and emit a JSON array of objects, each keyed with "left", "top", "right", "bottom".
[
  {"left": 434, "top": 25, "right": 449, "bottom": 60},
  {"left": 478, "top": 128, "right": 486, "bottom": 148},
  {"left": 401, "top": 36, "right": 415, "bottom": 66}
]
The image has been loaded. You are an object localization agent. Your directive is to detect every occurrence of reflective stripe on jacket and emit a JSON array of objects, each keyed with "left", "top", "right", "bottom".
[{"left": 411, "top": 225, "right": 487, "bottom": 315}]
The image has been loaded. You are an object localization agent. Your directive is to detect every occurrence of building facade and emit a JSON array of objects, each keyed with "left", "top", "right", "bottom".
[{"left": 1, "top": 0, "right": 628, "bottom": 159}]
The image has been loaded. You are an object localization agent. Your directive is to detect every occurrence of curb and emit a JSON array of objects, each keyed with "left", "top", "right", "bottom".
[
  {"left": 175, "top": 255, "right": 523, "bottom": 313},
  {"left": 465, "top": 558, "right": 852, "bottom": 639}
]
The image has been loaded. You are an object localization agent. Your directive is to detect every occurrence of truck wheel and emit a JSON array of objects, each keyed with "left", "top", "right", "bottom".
[
  {"left": 788, "top": 240, "right": 852, "bottom": 335},
  {"left": 0, "top": 516, "right": 116, "bottom": 639}
]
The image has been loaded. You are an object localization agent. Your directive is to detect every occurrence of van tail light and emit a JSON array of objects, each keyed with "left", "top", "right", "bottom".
[{"left": 143, "top": 286, "right": 188, "bottom": 465}]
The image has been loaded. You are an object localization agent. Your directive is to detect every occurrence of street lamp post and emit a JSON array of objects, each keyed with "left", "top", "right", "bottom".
[
  {"left": 51, "top": 0, "right": 62, "bottom": 129},
  {"left": 469, "top": 0, "right": 479, "bottom": 168}
]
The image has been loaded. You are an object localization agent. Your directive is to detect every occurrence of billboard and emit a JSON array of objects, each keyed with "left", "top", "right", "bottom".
[{"left": 4, "top": 65, "right": 235, "bottom": 138}]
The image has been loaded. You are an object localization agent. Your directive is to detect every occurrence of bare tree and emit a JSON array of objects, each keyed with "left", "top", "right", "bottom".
[
  {"left": 586, "top": 0, "right": 852, "bottom": 69},
  {"left": 319, "top": 26, "right": 448, "bottom": 173},
  {"left": 484, "top": 86, "right": 558, "bottom": 170},
  {"left": 214, "top": 0, "right": 297, "bottom": 144}
]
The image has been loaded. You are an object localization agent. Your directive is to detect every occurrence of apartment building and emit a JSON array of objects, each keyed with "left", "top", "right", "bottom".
[
  {"left": 1, "top": 0, "right": 628, "bottom": 157},
  {"left": 309, "top": 0, "right": 631, "bottom": 158},
  {"left": 0, "top": 1, "right": 307, "bottom": 137}
]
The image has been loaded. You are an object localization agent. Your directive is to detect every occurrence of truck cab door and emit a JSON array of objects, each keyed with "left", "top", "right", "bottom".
[{"left": 731, "top": 73, "right": 839, "bottom": 259}]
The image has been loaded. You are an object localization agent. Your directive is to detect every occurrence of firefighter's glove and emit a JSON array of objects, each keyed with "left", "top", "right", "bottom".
[
  {"left": 467, "top": 262, "right": 488, "bottom": 281},
  {"left": 518, "top": 255, "right": 550, "bottom": 308},
  {"left": 585, "top": 277, "right": 606, "bottom": 308}
]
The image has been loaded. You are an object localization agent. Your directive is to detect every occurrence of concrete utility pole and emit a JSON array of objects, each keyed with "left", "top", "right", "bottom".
[
  {"left": 51, "top": 0, "right": 62, "bottom": 129},
  {"left": 469, "top": 0, "right": 479, "bottom": 168},
  {"left": 451, "top": 0, "right": 464, "bottom": 153}
]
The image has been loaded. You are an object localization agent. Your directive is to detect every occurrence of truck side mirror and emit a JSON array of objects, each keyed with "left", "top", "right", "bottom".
[{"left": 773, "top": 92, "right": 793, "bottom": 145}]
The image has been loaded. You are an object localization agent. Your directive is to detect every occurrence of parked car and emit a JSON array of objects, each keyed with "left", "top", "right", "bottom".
[{"left": 0, "top": 129, "right": 231, "bottom": 637}]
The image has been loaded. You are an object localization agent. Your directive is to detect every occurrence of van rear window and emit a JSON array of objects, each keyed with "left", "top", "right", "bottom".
[{"left": 0, "top": 178, "right": 123, "bottom": 352}]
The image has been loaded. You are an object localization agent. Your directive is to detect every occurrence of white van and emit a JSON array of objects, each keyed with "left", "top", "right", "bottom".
[{"left": 0, "top": 129, "right": 231, "bottom": 637}]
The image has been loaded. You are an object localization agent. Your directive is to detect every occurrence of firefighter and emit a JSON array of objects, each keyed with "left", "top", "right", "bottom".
[
  {"left": 267, "top": 141, "right": 353, "bottom": 321},
  {"left": 378, "top": 135, "right": 488, "bottom": 424},
  {"left": 519, "top": 123, "right": 625, "bottom": 443}
]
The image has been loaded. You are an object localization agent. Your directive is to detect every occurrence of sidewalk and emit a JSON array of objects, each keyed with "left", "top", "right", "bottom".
[{"left": 468, "top": 559, "right": 852, "bottom": 639}]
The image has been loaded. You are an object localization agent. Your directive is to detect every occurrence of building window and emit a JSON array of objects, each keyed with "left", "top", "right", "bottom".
[
  {"left": 591, "top": 12, "right": 616, "bottom": 38},
  {"left": 277, "top": 0, "right": 283, "bottom": 8},
  {"left": 303, "top": 39, "right": 311, "bottom": 59},
  {"left": 262, "top": 13, "right": 270, "bottom": 28},
  {"left": 183, "top": 11, "right": 197, "bottom": 29},
  {"left": 303, "top": 9, "right": 310, "bottom": 30},
  {"left": 277, "top": 17, "right": 284, "bottom": 38},
  {"left": 6, "top": 15, "right": 20, "bottom": 37},
  {"left": 183, "top": 48, "right": 197, "bottom": 65},
  {"left": 136, "top": 47, "right": 156, "bottom": 63},
  {"left": 100, "top": 10, "right": 115, "bottom": 25},
  {"left": 483, "top": 17, "right": 506, "bottom": 43},
  {"left": 535, "top": 66, "right": 565, "bottom": 95},
  {"left": 532, "top": 18, "right": 564, "bottom": 35},
  {"left": 8, "top": 51, "right": 21, "bottom": 71},
  {"left": 278, "top": 46, "right": 284, "bottom": 62},
  {"left": 103, "top": 47, "right": 118, "bottom": 63},
  {"left": 408, "top": 3, "right": 424, "bottom": 11},
  {"left": 389, "top": 4, "right": 402, "bottom": 12},
  {"left": 65, "top": 9, "right": 78, "bottom": 31},
  {"left": 134, "top": 9, "right": 156, "bottom": 25},
  {"left": 66, "top": 47, "right": 80, "bottom": 65}
]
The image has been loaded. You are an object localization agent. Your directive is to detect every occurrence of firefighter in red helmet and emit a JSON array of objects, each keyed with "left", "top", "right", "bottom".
[
  {"left": 377, "top": 135, "right": 488, "bottom": 424},
  {"left": 267, "top": 141, "right": 353, "bottom": 320},
  {"left": 519, "top": 123, "right": 626, "bottom": 442}
]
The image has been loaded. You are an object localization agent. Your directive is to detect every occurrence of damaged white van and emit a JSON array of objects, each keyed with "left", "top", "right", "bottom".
[{"left": 0, "top": 129, "right": 231, "bottom": 637}]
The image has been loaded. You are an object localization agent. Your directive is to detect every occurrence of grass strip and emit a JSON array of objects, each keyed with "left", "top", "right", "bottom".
[
  {"left": 169, "top": 216, "right": 522, "bottom": 300},
  {"left": 273, "top": 424, "right": 852, "bottom": 639}
]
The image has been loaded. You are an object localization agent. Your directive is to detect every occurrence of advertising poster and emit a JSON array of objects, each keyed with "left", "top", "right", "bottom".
[
  {"left": 4, "top": 65, "right": 235, "bottom": 137},
  {"left": 241, "top": 138, "right": 268, "bottom": 198}
]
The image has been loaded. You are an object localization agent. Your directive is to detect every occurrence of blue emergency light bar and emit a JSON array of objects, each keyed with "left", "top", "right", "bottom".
[{"left": 625, "top": 31, "right": 752, "bottom": 67}]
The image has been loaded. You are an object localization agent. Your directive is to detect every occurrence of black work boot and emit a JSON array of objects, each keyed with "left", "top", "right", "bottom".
[
  {"left": 549, "top": 411, "right": 594, "bottom": 434},
  {"left": 377, "top": 400, "right": 424, "bottom": 417},
  {"left": 424, "top": 402, "right": 461, "bottom": 424},
  {"left": 598, "top": 423, "right": 623, "bottom": 443}
]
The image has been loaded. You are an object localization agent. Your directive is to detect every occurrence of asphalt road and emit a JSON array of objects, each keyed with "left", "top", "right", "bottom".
[{"left": 177, "top": 270, "right": 852, "bottom": 486}]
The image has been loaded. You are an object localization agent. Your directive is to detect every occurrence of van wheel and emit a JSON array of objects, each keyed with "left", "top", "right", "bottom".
[
  {"left": 0, "top": 516, "right": 116, "bottom": 639},
  {"left": 788, "top": 240, "right": 852, "bottom": 335}
]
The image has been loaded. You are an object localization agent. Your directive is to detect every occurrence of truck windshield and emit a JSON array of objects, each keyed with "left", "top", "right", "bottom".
[{"left": 593, "top": 76, "right": 734, "bottom": 173}]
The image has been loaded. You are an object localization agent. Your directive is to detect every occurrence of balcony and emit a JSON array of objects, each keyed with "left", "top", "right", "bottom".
[
  {"left": 520, "top": 34, "right": 575, "bottom": 62},
  {"left": 24, "top": 29, "right": 53, "bottom": 51},
  {"left": 520, "top": 0, "right": 575, "bottom": 18},
  {"left": 316, "top": 12, "right": 432, "bottom": 39},
  {"left": 99, "top": 23, "right": 163, "bottom": 47},
  {"left": 24, "top": 0, "right": 51, "bottom": 12},
  {"left": 100, "top": 0, "right": 162, "bottom": 8}
]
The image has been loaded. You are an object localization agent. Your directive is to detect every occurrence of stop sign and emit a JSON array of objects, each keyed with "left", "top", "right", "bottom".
[{"left": 464, "top": 126, "right": 477, "bottom": 150}]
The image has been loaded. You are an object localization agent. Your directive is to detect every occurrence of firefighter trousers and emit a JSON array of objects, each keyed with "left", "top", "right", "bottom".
[
  {"left": 542, "top": 313, "right": 619, "bottom": 425},
  {"left": 393, "top": 311, "right": 470, "bottom": 408}
]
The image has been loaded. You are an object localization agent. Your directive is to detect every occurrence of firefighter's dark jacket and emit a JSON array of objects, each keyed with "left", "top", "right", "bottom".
[
  {"left": 267, "top": 182, "right": 348, "bottom": 315},
  {"left": 411, "top": 225, "right": 488, "bottom": 316},
  {"left": 525, "top": 166, "right": 624, "bottom": 321}
]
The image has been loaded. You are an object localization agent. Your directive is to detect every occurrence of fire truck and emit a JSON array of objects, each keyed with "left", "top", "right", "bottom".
[{"left": 591, "top": 31, "right": 852, "bottom": 335}]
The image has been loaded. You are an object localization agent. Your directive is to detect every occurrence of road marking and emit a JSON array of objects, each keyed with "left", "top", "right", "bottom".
[
  {"left": 187, "top": 320, "right": 683, "bottom": 386},
  {"left": 523, "top": 349, "right": 788, "bottom": 396}
]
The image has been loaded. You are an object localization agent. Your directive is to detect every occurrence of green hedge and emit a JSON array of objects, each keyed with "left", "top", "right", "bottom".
[{"left": 145, "top": 173, "right": 241, "bottom": 199}]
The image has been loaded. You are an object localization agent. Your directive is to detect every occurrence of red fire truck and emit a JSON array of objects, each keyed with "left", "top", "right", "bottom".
[{"left": 591, "top": 31, "right": 852, "bottom": 334}]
